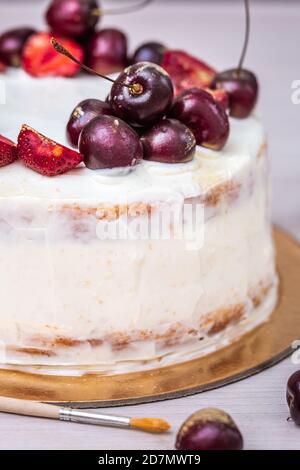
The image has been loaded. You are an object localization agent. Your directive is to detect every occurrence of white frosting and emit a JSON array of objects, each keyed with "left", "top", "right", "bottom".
[{"left": 0, "top": 70, "right": 277, "bottom": 374}]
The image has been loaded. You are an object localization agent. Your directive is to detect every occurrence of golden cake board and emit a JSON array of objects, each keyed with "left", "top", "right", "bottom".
[{"left": 0, "top": 227, "right": 298, "bottom": 407}]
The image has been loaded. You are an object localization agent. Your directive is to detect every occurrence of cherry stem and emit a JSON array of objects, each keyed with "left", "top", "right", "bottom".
[
  {"left": 51, "top": 38, "right": 143, "bottom": 95},
  {"left": 93, "top": 0, "right": 154, "bottom": 17},
  {"left": 237, "top": 0, "right": 250, "bottom": 74}
]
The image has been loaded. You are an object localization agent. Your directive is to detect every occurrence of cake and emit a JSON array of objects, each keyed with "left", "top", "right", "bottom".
[
  {"left": 0, "top": 67, "right": 278, "bottom": 375},
  {"left": 0, "top": 0, "right": 278, "bottom": 375}
]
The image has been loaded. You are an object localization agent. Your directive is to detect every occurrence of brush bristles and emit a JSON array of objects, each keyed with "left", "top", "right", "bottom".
[{"left": 130, "top": 417, "right": 171, "bottom": 434}]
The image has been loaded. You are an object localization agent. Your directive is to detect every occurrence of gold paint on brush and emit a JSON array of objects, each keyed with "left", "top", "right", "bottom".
[{"left": 130, "top": 417, "right": 171, "bottom": 433}]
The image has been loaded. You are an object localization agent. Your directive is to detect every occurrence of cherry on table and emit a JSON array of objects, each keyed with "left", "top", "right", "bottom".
[
  {"left": 109, "top": 62, "right": 174, "bottom": 127},
  {"left": 131, "top": 42, "right": 166, "bottom": 65},
  {"left": 46, "top": 0, "right": 100, "bottom": 39},
  {"left": 287, "top": 370, "right": 300, "bottom": 425},
  {"left": 170, "top": 88, "right": 230, "bottom": 151},
  {"left": 211, "top": 68, "right": 258, "bottom": 118},
  {"left": 85, "top": 29, "right": 128, "bottom": 75},
  {"left": 176, "top": 408, "right": 243, "bottom": 450},
  {"left": 0, "top": 27, "right": 35, "bottom": 67},
  {"left": 79, "top": 115, "right": 143, "bottom": 169},
  {"left": 141, "top": 118, "right": 196, "bottom": 163},
  {"left": 66, "top": 99, "right": 112, "bottom": 148}
]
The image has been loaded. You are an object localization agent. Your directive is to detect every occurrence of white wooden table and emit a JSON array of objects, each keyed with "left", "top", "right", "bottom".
[{"left": 0, "top": 0, "right": 299, "bottom": 450}]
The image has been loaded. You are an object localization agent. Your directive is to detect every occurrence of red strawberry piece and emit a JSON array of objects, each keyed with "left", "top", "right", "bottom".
[
  {"left": 0, "top": 135, "right": 18, "bottom": 167},
  {"left": 161, "top": 49, "right": 216, "bottom": 96},
  {"left": 0, "top": 60, "right": 6, "bottom": 72},
  {"left": 22, "top": 32, "right": 83, "bottom": 78},
  {"left": 205, "top": 88, "right": 229, "bottom": 111},
  {"left": 17, "top": 125, "right": 83, "bottom": 176}
]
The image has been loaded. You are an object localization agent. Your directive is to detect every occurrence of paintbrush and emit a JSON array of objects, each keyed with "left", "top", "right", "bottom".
[{"left": 0, "top": 396, "right": 170, "bottom": 434}]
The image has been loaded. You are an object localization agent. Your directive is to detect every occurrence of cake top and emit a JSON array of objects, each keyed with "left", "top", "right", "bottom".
[
  {"left": 0, "top": 71, "right": 263, "bottom": 204},
  {"left": 0, "top": 0, "right": 259, "bottom": 196}
]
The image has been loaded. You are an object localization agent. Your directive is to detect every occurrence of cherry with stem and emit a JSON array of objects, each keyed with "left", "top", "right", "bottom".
[
  {"left": 52, "top": 38, "right": 174, "bottom": 127},
  {"left": 211, "top": 0, "right": 258, "bottom": 119}
]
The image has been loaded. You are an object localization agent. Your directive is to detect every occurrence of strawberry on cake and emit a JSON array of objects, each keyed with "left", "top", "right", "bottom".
[{"left": 0, "top": 0, "right": 278, "bottom": 374}]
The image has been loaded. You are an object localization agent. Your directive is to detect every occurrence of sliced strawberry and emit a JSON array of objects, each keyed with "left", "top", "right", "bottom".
[
  {"left": 22, "top": 32, "right": 83, "bottom": 78},
  {"left": 205, "top": 88, "right": 229, "bottom": 111},
  {"left": 17, "top": 125, "right": 83, "bottom": 176},
  {"left": 161, "top": 49, "right": 216, "bottom": 96},
  {"left": 0, "top": 61, "right": 6, "bottom": 72},
  {"left": 0, "top": 135, "right": 17, "bottom": 167}
]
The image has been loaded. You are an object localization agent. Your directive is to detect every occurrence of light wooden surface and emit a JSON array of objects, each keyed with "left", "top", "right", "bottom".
[{"left": 0, "top": 0, "right": 299, "bottom": 450}]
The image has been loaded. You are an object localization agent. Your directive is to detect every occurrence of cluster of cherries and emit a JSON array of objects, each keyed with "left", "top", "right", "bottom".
[
  {"left": 0, "top": 0, "right": 258, "bottom": 112},
  {"left": 64, "top": 47, "right": 230, "bottom": 170},
  {"left": 0, "top": 0, "right": 259, "bottom": 176}
]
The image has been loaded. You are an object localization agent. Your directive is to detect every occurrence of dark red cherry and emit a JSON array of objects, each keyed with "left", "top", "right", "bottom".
[
  {"left": 287, "top": 370, "right": 300, "bottom": 425},
  {"left": 66, "top": 99, "right": 112, "bottom": 148},
  {"left": 109, "top": 62, "right": 174, "bottom": 127},
  {"left": 0, "top": 27, "right": 35, "bottom": 67},
  {"left": 210, "top": 0, "right": 258, "bottom": 119},
  {"left": 131, "top": 42, "right": 166, "bottom": 65},
  {"left": 141, "top": 119, "right": 195, "bottom": 163},
  {"left": 85, "top": 29, "right": 128, "bottom": 75},
  {"left": 51, "top": 39, "right": 173, "bottom": 128},
  {"left": 79, "top": 115, "right": 143, "bottom": 169},
  {"left": 46, "top": 0, "right": 99, "bottom": 39},
  {"left": 176, "top": 408, "right": 243, "bottom": 450},
  {"left": 169, "top": 88, "right": 229, "bottom": 151},
  {"left": 211, "top": 68, "right": 258, "bottom": 119}
]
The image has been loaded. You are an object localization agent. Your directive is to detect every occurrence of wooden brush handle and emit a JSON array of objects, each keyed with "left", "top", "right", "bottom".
[
  {"left": 0, "top": 397, "right": 170, "bottom": 433},
  {"left": 0, "top": 396, "right": 59, "bottom": 419}
]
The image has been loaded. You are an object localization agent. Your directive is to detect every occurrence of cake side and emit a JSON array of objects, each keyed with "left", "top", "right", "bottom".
[{"left": 0, "top": 129, "right": 277, "bottom": 371}]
